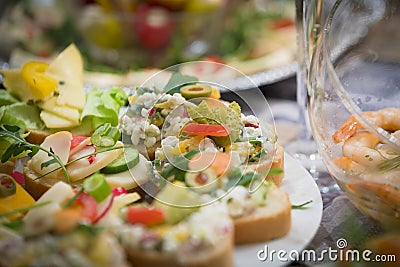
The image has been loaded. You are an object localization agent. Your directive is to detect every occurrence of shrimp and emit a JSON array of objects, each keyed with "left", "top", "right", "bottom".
[
  {"left": 342, "top": 132, "right": 385, "bottom": 167},
  {"left": 333, "top": 108, "right": 400, "bottom": 143}
]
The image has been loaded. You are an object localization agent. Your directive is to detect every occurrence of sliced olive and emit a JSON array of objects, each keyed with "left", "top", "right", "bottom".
[
  {"left": 180, "top": 84, "right": 212, "bottom": 99},
  {"left": 0, "top": 174, "right": 16, "bottom": 198},
  {"left": 185, "top": 168, "right": 218, "bottom": 193}
]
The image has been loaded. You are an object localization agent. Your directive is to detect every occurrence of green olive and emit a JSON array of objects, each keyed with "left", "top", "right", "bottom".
[
  {"left": 0, "top": 174, "right": 16, "bottom": 198},
  {"left": 185, "top": 168, "right": 218, "bottom": 193},
  {"left": 180, "top": 84, "right": 212, "bottom": 99}
]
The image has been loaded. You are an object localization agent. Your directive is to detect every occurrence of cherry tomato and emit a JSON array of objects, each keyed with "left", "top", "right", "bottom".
[
  {"left": 182, "top": 123, "right": 230, "bottom": 137},
  {"left": 135, "top": 4, "right": 174, "bottom": 50},
  {"left": 126, "top": 206, "right": 165, "bottom": 226}
]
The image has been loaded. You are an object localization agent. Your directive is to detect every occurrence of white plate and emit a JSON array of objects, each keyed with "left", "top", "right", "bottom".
[{"left": 234, "top": 153, "right": 323, "bottom": 267}]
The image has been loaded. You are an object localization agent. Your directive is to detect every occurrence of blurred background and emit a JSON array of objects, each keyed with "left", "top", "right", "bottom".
[{"left": 0, "top": 0, "right": 296, "bottom": 76}]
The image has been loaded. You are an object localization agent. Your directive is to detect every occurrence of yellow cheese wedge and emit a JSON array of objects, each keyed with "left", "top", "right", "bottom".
[
  {"left": 0, "top": 69, "right": 36, "bottom": 101},
  {"left": 46, "top": 44, "right": 85, "bottom": 110},
  {"left": 40, "top": 111, "right": 80, "bottom": 128}
]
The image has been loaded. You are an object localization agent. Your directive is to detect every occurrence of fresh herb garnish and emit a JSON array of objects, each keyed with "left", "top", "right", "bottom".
[
  {"left": 291, "top": 200, "right": 313, "bottom": 209},
  {"left": 34, "top": 145, "right": 126, "bottom": 180},
  {"left": 378, "top": 155, "right": 400, "bottom": 172}
]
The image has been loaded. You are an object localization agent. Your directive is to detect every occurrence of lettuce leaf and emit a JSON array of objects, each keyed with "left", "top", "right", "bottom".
[
  {"left": 0, "top": 90, "right": 19, "bottom": 106},
  {"left": 0, "top": 103, "right": 45, "bottom": 132},
  {"left": 80, "top": 87, "right": 127, "bottom": 131}
]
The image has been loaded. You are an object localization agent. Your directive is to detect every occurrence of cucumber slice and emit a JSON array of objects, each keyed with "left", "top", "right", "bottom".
[{"left": 101, "top": 147, "right": 139, "bottom": 174}]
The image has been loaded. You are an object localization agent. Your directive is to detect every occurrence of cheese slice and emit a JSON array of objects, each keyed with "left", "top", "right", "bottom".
[
  {"left": 0, "top": 69, "right": 36, "bottom": 101},
  {"left": 39, "top": 97, "right": 80, "bottom": 123},
  {"left": 46, "top": 44, "right": 85, "bottom": 110},
  {"left": 40, "top": 111, "right": 80, "bottom": 128}
]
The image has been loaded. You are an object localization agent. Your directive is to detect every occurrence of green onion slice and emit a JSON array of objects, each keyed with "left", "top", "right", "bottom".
[
  {"left": 91, "top": 123, "right": 121, "bottom": 147},
  {"left": 83, "top": 173, "right": 112, "bottom": 203}
]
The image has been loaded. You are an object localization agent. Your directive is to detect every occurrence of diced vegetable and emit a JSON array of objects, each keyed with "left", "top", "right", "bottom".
[
  {"left": 126, "top": 206, "right": 165, "bottom": 226},
  {"left": 83, "top": 173, "right": 112, "bottom": 203}
]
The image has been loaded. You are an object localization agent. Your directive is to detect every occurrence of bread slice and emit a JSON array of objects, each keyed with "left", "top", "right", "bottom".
[
  {"left": 267, "top": 143, "right": 285, "bottom": 186},
  {"left": 233, "top": 183, "right": 291, "bottom": 244},
  {"left": 247, "top": 143, "right": 285, "bottom": 186},
  {"left": 25, "top": 129, "right": 50, "bottom": 145},
  {"left": 126, "top": 232, "right": 233, "bottom": 267}
]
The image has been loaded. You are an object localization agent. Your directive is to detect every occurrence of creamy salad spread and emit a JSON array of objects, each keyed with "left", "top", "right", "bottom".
[{"left": 116, "top": 202, "right": 232, "bottom": 254}]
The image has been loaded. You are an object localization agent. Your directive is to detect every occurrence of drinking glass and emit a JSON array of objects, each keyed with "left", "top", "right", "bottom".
[
  {"left": 309, "top": 0, "right": 400, "bottom": 228},
  {"left": 289, "top": 0, "right": 335, "bottom": 186}
]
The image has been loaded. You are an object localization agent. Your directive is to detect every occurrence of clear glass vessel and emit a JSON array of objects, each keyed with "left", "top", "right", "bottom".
[{"left": 309, "top": 0, "right": 400, "bottom": 228}]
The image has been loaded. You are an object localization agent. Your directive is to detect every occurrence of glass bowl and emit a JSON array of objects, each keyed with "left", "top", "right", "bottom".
[{"left": 309, "top": 0, "right": 400, "bottom": 229}]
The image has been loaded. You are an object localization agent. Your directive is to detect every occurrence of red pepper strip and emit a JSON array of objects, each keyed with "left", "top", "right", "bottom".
[
  {"left": 182, "top": 123, "right": 231, "bottom": 137},
  {"left": 93, "top": 194, "right": 115, "bottom": 224},
  {"left": 126, "top": 206, "right": 165, "bottom": 226},
  {"left": 245, "top": 122, "right": 259, "bottom": 128}
]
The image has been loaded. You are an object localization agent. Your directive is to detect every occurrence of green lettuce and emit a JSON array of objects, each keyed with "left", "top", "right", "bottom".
[
  {"left": 0, "top": 102, "right": 45, "bottom": 132},
  {"left": 80, "top": 87, "right": 127, "bottom": 131}
]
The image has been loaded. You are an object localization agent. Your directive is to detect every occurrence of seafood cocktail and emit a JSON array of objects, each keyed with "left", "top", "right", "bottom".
[{"left": 308, "top": 0, "right": 400, "bottom": 228}]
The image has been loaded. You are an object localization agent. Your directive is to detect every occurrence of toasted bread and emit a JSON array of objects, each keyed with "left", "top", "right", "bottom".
[
  {"left": 126, "top": 232, "right": 233, "bottom": 267},
  {"left": 25, "top": 129, "right": 50, "bottom": 145},
  {"left": 247, "top": 143, "right": 285, "bottom": 186},
  {"left": 233, "top": 183, "right": 291, "bottom": 244}
]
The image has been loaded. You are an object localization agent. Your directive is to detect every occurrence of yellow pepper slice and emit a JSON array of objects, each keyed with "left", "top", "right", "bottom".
[
  {"left": 21, "top": 61, "right": 58, "bottom": 99},
  {"left": 0, "top": 174, "right": 35, "bottom": 219}
]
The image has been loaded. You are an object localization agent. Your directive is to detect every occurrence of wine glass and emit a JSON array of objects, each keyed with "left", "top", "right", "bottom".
[
  {"left": 290, "top": 0, "right": 337, "bottom": 191},
  {"left": 309, "top": 0, "right": 400, "bottom": 228}
]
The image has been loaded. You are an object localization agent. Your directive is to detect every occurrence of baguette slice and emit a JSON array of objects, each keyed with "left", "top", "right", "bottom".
[
  {"left": 247, "top": 143, "right": 285, "bottom": 186},
  {"left": 233, "top": 183, "right": 291, "bottom": 244},
  {"left": 25, "top": 129, "right": 50, "bottom": 145},
  {"left": 126, "top": 232, "right": 233, "bottom": 267}
]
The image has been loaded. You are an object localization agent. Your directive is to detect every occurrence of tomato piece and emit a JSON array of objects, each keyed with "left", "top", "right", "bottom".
[
  {"left": 182, "top": 123, "right": 230, "bottom": 137},
  {"left": 76, "top": 192, "right": 98, "bottom": 223},
  {"left": 126, "top": 206, "right": 165, "bottom": 226},
  {"left": 70, "top": 136, "right": 89, "bottom": 151}
]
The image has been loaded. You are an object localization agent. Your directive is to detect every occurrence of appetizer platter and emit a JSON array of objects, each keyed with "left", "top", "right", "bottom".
[{"left": 0, "top": 45, "right": 321, "bottom": 266}]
